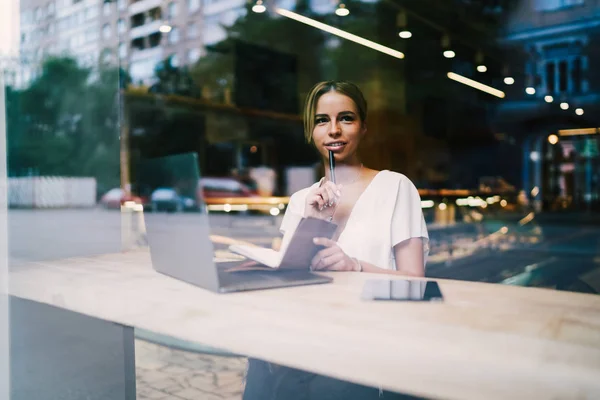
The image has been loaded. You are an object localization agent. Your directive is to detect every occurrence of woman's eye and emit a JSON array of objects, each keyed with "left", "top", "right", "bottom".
[
  {"left": 315, "top": 118, "right": 328, "bottom": 124},
  {"left": 340, "top": 115, "right": 355, "bottom": 122}
]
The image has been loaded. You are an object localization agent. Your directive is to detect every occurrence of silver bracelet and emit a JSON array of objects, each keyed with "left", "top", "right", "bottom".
[{"left": 352, "top": 257, "right": 363, "bottom": 272}]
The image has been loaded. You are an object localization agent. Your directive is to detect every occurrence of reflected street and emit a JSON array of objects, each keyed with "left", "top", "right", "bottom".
[{"left": 9, "top": 208, "right": 600, "bottom": 294}]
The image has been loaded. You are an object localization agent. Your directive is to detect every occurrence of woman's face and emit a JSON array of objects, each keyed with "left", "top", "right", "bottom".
[{"left": 312, "top": 91, "right": 366, "bottom": 164}]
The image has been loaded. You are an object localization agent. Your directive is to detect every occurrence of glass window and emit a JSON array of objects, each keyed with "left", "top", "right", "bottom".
[
  {"left": 187, "top": 22, "right": 198, "bottom": 39},
  {"left": 188, "top": 0, "right": 200, "bottom": 12},
  {"left": 47, "top": 2, "right": 55, "bottom": 15},
  {"left": 35, "top": 7, "right": 42, "bottom": 21},
  {"left": 118, "top": 19, "right": 126, "bottom": 34},
  {"left": 131, "top": 37, "right": 145, "bottom": 51},
  {"left": 103, "top": 2, "right": 111, "bottom": 16},
  {"left": 102, "top": 24, "right": 111, "bottom": 40},
  {"left": 119, "top": 43, "right": 127, "bottom": 58},
  {"left": 168, "top": 2, "right": 177, "bottom": 18},
  {"left": 572, "top": 57, "right": 582, "bottom": 93},
  {"left": 168, "top": 27, "right": 179, "bottom": 44},
  {"left": 86, "top": 7, "right": 97, "bottom": 20},
  {"left": 118, "top": 0, "right": 127, "bottom": 10},
  {"left": 545, "top": 62, "right": 555, "bottom": 94},
  {"left": 558, "top": 60, "right": 568, "bottom": 93}
]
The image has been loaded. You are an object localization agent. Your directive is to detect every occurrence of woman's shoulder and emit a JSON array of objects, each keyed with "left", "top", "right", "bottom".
[{"left": 374, "top": 170, "right": 415, "bottom": 187}]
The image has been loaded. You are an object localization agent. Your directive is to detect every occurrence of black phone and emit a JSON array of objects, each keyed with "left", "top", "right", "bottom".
[{"left": 361, "top": 279, "right": 444, "bottom": 302}]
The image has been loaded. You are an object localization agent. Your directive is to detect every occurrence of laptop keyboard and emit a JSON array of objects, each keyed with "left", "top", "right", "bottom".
[{"left": 219, "top": 268, "right": 321, "bottom": 289}]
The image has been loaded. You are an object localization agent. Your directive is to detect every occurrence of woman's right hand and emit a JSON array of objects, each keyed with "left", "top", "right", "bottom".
[{"left": 304, "top": 180, "right": 342, "bottom": 220}]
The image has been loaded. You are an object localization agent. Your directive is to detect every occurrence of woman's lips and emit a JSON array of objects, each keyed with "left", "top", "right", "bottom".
[{"left": 324, "top": 143, "right": 347, "bottom": 152}]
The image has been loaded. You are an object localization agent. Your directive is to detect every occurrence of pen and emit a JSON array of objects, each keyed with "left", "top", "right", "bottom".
[{"left": 328, "top": 150, "right": 336, "bottom": 184}]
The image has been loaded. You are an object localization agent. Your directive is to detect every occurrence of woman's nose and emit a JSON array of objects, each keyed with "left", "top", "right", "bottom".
[{"left": 328, "top": 121, "right": 341, "bottom": 136}]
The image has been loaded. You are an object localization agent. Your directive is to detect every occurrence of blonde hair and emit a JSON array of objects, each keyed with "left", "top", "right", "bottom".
[{"left": 303, "top": 80, "right": 367, "bottom": 143}]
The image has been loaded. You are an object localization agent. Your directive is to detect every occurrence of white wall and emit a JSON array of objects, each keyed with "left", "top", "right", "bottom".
[{"left": 8, "top": 177, "right": 97, "bottom": 208}]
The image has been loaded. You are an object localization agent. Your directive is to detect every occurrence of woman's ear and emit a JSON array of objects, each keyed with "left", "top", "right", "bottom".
[{"left": 360, "top": 121, "right": 367, "bottom": 137}]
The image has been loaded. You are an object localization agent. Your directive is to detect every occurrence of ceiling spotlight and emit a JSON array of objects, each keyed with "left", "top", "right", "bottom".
[
  {"left": 560, "top": 102, "right": 569, "bottom": 110},
  {"left": 575, "top": 108, "right": 584, "bottom": 115},
  {"left": 525, "top": 87, "right": 535, "bottom": 95},
  {"left": 544, "top": 95, "right": 553, "bottom": 103},
  {"left": 335, "top": 3, "right": 349, "bottom": 16},
  {"left": 504, "top": 77, "right": 514, "bottom": 85},
  {"left": 475, "top": 51, "right": 486, "bottom": 73},
  {"left": 443, "top": 50, "right": 455, "bottom": 58},
  {"left": 399, "top": 30, "right": 412, "bottom": 39},
  {"left": 252, "top": 0, "right": 266, "bottom": 13},
  {"left": 548, "top": 134, "right": 559, "bottom": 145},
  {"left": 159, "top": 24, "right": 172, "bottom": 33}
]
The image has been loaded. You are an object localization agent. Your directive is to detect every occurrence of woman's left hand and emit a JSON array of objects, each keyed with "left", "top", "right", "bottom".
[{"left": 310, "top": 238, "right": 357, "bottom": 271}]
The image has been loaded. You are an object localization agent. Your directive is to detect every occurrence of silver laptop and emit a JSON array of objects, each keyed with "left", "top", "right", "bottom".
[{"left": 137, "top": 152, "right": 332, "bottom": 293}]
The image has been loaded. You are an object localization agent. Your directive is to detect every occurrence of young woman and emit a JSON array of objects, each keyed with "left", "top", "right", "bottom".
[
  {"left": 242, "top": 80, "right": 429, "bottom": 400},
  {"left": 280, "top": 80, "right": 429, "bottom": 276}
]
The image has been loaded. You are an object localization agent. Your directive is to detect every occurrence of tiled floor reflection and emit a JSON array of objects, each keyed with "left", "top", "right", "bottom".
[{"left": 135, "top": 339, "right": 247, "bottom": 400}]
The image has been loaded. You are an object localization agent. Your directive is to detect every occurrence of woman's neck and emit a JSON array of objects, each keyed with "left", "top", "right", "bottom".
[{"left": 324, "top": 161, "right": 363, "bottom": 185}]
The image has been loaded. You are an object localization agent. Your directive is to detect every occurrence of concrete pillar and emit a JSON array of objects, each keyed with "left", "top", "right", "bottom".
[
  {"left": 533, "top": 136, "right": 543, "bottom": 212},
  {"left": 522, "top": 137, "right": 530, "bottom": 202},
  {"left": 1, "top": 0, "right": 19, "bottom": 393},
  {"left": 0, "top": 51, "right": 10, "bottom": 400}
]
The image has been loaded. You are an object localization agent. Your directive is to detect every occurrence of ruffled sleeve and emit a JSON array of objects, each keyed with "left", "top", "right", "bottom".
[
  {"left": 390, "top": 176, "right": 430, "bottom": 265},
  {"left": 280, "top": 191, "right": 306, "bottom": 235}
]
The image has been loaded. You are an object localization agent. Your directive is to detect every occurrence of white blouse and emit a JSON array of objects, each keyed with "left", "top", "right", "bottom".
[{"left": 279, "top": 170, "right": 429, "bottom": 270}]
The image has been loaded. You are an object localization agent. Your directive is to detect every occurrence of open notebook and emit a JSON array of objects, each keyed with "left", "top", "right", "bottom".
[{"left": 229, "top": 217, "right": 337, "bottom": 270}]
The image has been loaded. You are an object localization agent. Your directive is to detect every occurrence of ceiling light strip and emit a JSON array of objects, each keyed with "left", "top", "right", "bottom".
[
  {"left": 276, "top": 8, "right": 405, "bottom": 59},
  {"left": 447, "top": 72, "right": 505, "bottom": 98}
]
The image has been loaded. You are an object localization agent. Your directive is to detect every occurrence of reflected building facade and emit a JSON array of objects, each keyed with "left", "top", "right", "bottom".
[{"left": 499, "top": 0, "right": 600, "bottom": 211}]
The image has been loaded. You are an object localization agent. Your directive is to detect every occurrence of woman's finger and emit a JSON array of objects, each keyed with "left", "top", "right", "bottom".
[
  {"left": 311, "top": 247, "right": 332, "bottom": 268},
  {"left": 308, "top": 194, "right": 325, "bottom": 210},
  {"left": 322, "top": 252, "right": 344, "bottom": 267},
  {"left": 313, "top": 251, "right": 344, "bottom": 270},
  {"left": 316, "top": 244, "right": 340, "bottom": 259},
  {"left": 327, "top": 259, "right": 348, "bottom": 271},
  {"left": 317, "top": 188, "right": 331, "bottom": 208}
]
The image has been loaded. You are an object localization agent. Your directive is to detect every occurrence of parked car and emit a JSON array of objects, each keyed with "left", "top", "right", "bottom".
[
  {"left": 100, "top": 188, "right": 144, "bottom": 209},
  {"left": 150, "top": 187, "right": 198, "bottom": 212},
  {"left": 199, "top": 177, "right": 258, "bottom": 198}
]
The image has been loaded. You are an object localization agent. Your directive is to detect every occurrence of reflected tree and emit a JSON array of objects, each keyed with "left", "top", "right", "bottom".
[{"left": 6, "top": 56, "right": 122, "bottom": 194}]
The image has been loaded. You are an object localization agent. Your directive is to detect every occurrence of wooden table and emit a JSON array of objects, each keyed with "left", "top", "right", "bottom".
[{"left": 9, "top": 250, "right": 600, "bottom": 400}]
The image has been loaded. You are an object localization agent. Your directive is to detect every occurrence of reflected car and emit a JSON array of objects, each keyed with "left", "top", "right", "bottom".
[
  {"left": 100, "top": 188, "right": 143, "bottom": 209},
  {"left": 150, "top": 188, "right": 197, "bottom": 212}
]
